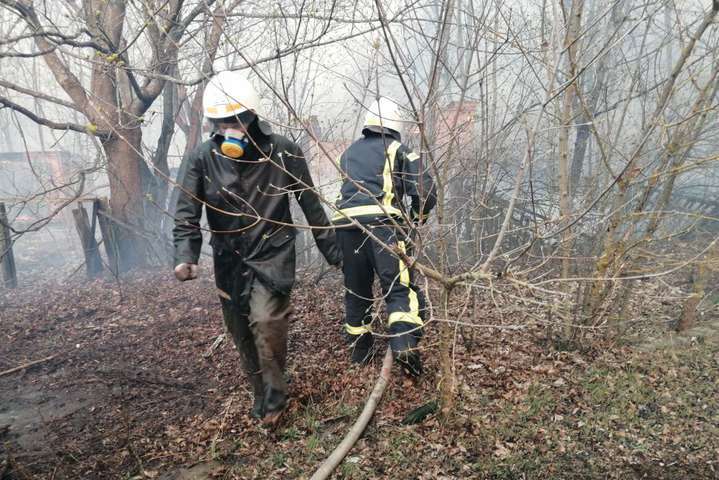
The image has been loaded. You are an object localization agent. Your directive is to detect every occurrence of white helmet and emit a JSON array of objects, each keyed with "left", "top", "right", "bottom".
[
  {"left": 364, "top": 97, "right": 406, "bottom": 133},
  {"left": 203, "top": 71, "right": 261, "bottom": 119}
]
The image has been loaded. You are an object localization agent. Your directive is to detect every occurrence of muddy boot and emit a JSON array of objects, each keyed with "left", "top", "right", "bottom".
[
  {"left": 251, "top": 397, "right": 264, "bottom": 419},
  {"left": 395, "top": 350, "right": 422, "bottom": 377},
  {"left": 389, "top": 321, "right": 423, "bottom": 377},
  {"left": 346, "top": 332, "right": 374, "bottom": 364},
  {"left": 249, "top": 375, "right": 265, "bottom": 419},
  {"left": 261, "top": 386, "right": 287, "bottom": 427}
]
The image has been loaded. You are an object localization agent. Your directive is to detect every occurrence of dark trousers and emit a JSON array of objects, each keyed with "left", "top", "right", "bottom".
[
  {"left": 214, "top": 250, "right": 291, "bottom": 415},
  {"left": 337, "top": 225, "right": 425, "bottom": 341}
]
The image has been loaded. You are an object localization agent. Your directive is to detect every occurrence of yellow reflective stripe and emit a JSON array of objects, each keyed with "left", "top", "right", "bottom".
[
  {"left": 387, "top": 240, "right": 423, "bottom": 327},
  {"left": 406, "top": 151, "right": 420, "bottom": 162},
  {"left": 388, "top": 311, "right": 423, "bottom": 326},
  {"left": 333, "top": 142, "right": 402, "bottom": 222},
  {"left": 383, "top": 141, "right": 401, "bottom": 209},
  {"left": 331, "top": 204, "right": 403, "bottom": 221},
  {"left": 207, "top": 106, "right": 219, "bottom": 114},
  {"left": 345, "top": 323, "right": 371, "bottom": 335}
]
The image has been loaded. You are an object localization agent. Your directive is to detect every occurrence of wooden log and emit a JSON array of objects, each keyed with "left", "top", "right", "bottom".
[
  {"left": 0, "top": 203, "right": 17, "bottom": 288},
  {"left": 95, "top": 198, "right": 119, "bottom": 276},
  {"left": 72, "top": 204, "right": 103, "bottom": 278}
]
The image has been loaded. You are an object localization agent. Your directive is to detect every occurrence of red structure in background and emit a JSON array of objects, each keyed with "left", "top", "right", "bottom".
[
  {"left": 439, "top": 100, "right": 479, "bottom": 143},
  {"left": 406, "top": 100, "right": 480, "bottom": 155},
  {"left": 300, "top": 101, "right": 479, "bottom": 202}
]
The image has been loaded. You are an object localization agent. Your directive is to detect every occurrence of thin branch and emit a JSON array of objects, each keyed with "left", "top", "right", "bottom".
[
  {"left": 0, "top": 79, "right": 81, "bottom": 112},
  {"left": 0, "top": 94, "right": 108, "bottom": 138}
]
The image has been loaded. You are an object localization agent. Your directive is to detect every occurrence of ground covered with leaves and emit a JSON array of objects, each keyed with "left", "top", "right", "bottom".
[{"left": 1, "top": 270, "right": 717, "bottom": 479}]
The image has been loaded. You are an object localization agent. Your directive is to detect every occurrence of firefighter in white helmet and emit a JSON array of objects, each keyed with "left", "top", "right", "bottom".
[
  {"left": 173, "top": 71, "right": 341, "bottom": 424},
  {"left": 332, "top": 97, "right": 436, "bottom": 376}
]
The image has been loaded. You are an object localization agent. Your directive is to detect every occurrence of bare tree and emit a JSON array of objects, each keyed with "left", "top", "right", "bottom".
[{"left": 0, "top": 0, "right": 218, "bottom": 269}]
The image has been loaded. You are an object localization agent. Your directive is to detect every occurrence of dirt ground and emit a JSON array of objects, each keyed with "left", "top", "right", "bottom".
[{"left": 1, "top": 270, "right": 717, "bottom": 479}]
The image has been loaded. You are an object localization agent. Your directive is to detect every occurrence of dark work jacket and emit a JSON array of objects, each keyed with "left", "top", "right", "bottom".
[
  {"left": 332, "top": 128, "right": 436, "bottom": 225},
  {"left": 173, "top": 122, "right": 341, "bottom": 295}
]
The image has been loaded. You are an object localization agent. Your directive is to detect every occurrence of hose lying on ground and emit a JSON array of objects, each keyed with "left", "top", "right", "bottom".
[{"left": 310, "top": 347, "right": 393, "bottom": 480}]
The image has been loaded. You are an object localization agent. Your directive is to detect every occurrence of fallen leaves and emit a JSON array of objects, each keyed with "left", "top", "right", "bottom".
[{"left": 1, "top": 270, "right": 718, "bottom": 479}]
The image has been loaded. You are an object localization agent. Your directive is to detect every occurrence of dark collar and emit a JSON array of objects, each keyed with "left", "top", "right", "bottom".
[
  {"left": 248, "top": 119, "right": 273, "bottom": 154},
  {"left": 362, "top": 126, "right": 401, "bottom": 142}
]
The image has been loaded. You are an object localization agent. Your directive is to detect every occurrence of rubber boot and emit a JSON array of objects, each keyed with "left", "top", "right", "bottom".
[
  {"left": 249, "top": 374, "right": 265, "bottom": 419},
  {"left": 251, "top": 396, "right": 264, "bottom": 419},
  {"left": 262, "top": 385, "right": 287, "bottom": 426},
  {"left": 346, "top": 332, "right": 374, "bottom": 364},
  {"left": 389, "top": 321, "right": 423, "bottom": 377}
]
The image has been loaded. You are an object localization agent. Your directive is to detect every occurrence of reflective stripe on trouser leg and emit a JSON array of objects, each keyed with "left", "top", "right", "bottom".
[
  {"left": 386, "top": 240, "right": 424, "bottom": 327},
  {"left": 345, "top": 323, "right": 372, "bottom": 335}
]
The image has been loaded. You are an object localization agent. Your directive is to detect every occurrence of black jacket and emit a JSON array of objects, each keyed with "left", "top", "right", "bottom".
[
  {"left": 332, "top": 128, "right": 436, "bottom": 225},
  {"left": 173, "top": 121, "right": 341, "bottom": 294}
]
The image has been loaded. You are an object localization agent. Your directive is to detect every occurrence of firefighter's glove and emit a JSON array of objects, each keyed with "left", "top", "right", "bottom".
[{"left": 174, "top": 263, "right": 198, "bottom": 281}]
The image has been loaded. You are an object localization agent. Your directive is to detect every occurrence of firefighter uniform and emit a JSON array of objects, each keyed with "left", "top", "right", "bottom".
[{"left": 333, "top": 102, "right": 436, "bottom": 375}]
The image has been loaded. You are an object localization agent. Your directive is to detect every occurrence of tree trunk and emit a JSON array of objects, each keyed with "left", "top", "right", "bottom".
[
  {"left": 580, "top": 4, "right": 718, "bottom": 325},
  {"left": 149, "top": 76, "right": 176, "bottom": 262},
  {"left": 558, "top": 0, "right": 583, "bottom": 339},
  {"left": 439, "top": 286, "right": 456, "bottom": 420},
  {"left": 103, "top": 127, "right": 147, "bottom": 271},
  {"left": 677, "top": 263, "right": 707, "bottom": 332},
  {"left": 568, "top": 1, "right": 624, "bottom": 192},
  {"left": 0, "top": 203, "right": 17, "bottom": 288}
]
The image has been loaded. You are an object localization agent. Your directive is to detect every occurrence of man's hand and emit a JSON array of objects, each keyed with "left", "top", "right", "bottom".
[{"left": 174, "top": 263, "right": 198, "bottom": 281}]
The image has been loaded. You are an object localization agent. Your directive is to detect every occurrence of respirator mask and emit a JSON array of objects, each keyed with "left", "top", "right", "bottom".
[
  {"left": 220, "top": 128, "right": 249, "bottom": 158},
  {"left": 213, "top": 111, "right": 257, "bottom": 159}
]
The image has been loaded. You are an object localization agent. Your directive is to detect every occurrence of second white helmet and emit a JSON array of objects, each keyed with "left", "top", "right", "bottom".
[
  {"left": 363, "top": 97, "right": 406, "bottom": 134},
  {"left": 203, "top": 71, "right": 261, "bottom": 119}
]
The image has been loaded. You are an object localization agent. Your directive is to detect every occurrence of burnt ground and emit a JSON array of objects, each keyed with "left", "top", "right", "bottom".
[{"left": 1, "top": 270, "right": 718, "bottom": 479}]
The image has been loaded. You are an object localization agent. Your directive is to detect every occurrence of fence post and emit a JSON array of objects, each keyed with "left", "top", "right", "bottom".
[
  {"left": 72, "top": 203, "right": 103, "bottom": 278},
  {"left": 0, "top": 202, "right": 18, "bottom": 288},
  {"left": 95, "top": 198, "right": 120, "bottom": 276}
]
